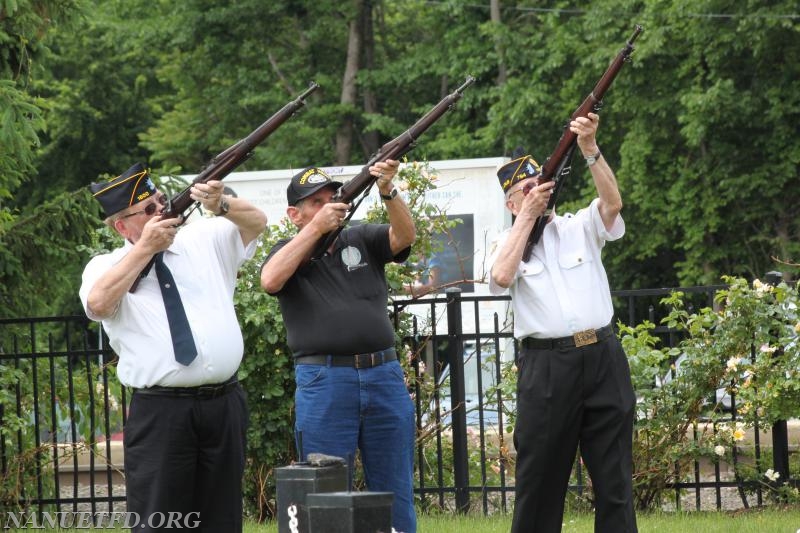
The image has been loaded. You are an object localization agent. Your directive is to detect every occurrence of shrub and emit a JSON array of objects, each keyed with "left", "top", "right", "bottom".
[{"left": 621, "top": 275, "right": 800, "bottom": 510}]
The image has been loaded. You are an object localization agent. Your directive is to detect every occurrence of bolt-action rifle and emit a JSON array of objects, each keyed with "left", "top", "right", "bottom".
[
  {"left": 309, "top": 75, "right": 475, "bottom": 261},
  {"left": 161, "top": 81, "right": 320, "bottom": 223},
  {"left": 129, "top": 82, "right": 319, "bottom": 292},
  {"left": 520, "top": 25, "right": 642, "bottom": 262}
]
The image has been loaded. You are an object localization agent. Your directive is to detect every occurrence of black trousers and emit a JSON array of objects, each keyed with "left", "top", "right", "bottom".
[
  {"left": 511, "top": 335, "right": 637, "bottom": 533},
  {"left": 124, "top": 386, "right": 248, "bottom": 532}
]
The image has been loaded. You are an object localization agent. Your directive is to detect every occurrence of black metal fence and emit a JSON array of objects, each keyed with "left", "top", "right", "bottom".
[
  {"left": 391, "top": 284, "right": 782, "bottom": 514},
  {"left": 0, "top": 316, "right": 128, "bottom": 513},
  {"left": 0, "top": 284, "right": 788, "bottom": 514}
]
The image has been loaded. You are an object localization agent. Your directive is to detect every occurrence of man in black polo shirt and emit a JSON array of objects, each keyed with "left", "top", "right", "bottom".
[{"left": 260, "top": 160, "right": 417, "bottom": 533}]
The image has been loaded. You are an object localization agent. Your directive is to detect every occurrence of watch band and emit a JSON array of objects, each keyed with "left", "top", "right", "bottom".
[
  {"left": 380, "top": 188, "right": 398, "bottom": 201},
  {"left": 585, "top": 150, "right": 602, "bottom": 166},
  {"left": 215, "top": 196, "right": 230, "bottom": 216}
]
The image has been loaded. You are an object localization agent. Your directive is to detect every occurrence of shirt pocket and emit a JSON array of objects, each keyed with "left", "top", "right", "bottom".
[
  {"left": 558, "top": 246, "right": 594, "bottom": 291},
  {"left": 347, "top": 262, "right": 383, "bottom": 300},
  {"left": 518, "top": 257, "right": 546, "bottom": 285}
]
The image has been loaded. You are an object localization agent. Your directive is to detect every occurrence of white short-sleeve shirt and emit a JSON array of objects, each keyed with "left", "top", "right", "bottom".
[
  {"left": 488, "top": 198, "right": 624, "bottom": 339},
  {"left": 79, "top": 217, "right": 257, "bottom": 388}
]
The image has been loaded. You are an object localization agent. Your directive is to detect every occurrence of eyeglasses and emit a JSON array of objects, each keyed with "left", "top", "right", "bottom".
[
  {"left": 507, "top": 187, "right": 527, "bottom": 200},
  {"left": 508, "top": 179, "right": 543, "bottom": 201},
  {"left": 120, "top": 194, "right": 166, "bottom": 219}
]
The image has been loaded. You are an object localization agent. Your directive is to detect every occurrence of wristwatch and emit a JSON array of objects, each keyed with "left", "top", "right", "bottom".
[
  {"left": 215, "top": 196, "right": 230, "bottom": 216},
  {"left": 585, "top": 150, "right": 602, "bottom": 166},
  {"left": 380, "top": 188, "right": 398, "bottom": 201}
]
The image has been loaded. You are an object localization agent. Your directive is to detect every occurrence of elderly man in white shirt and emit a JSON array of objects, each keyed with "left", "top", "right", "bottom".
[
  {"left": 488, "top": 113, "right": 637, "bottom": 533},
  {"left": 79, "top": 162, "right": 266, "bottom": 533}
]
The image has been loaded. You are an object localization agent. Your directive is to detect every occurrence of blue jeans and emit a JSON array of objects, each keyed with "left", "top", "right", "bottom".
[{"left": 294, "top": 359, "right": 417, "bottom": 533}]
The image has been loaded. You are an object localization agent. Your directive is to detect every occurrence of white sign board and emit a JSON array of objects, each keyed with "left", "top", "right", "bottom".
[
  {"left": 219, "top": 158, "right": 510, "bottom": 275},
  {"left": 195, "top": 157, "right": 515, "bottom": 336}
]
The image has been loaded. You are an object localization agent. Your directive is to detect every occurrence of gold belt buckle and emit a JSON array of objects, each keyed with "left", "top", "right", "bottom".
[{"left": 573, "top": 328, "right": 598, "bottom": 347}]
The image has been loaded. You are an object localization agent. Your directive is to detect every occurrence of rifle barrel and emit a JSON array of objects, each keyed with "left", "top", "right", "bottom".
[
  {"left": 128, "top": 82, "right": 319, "bottom": 293},
  {"left": 520, "top": 26, "right": 642, "bottom": 262},
  {"left": 309, "top": 75, "right": 475, "bottom": 261},
  {"left": 161, "top": 82, "right": 319, "bottom": 221}
]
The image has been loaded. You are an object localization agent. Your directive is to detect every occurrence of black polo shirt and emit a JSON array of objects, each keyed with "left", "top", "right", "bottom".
[{"left": 265, "top": 224, "right": 410, "bottom": 357}]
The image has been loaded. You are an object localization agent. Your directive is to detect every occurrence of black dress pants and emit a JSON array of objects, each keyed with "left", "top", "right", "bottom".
[
  {"left": 511, "top": 335, "right": 637, "bottom": 533},
  {"left": 124, "top": 386, "right": 248, "bottom": 532}
]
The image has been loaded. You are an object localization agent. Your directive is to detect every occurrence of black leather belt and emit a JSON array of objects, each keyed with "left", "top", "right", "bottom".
[
  {"left": 295, "top": 348, "right": 397, "bottom": 369},
  {"left": 134, "top": 376, "right": 239, "bottom": 399},
  {"left": 521, "top": 324, "right": 615, "bottom": 350}
]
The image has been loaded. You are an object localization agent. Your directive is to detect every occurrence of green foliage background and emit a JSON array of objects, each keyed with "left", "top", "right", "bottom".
[
  {"left": 4, "top": 1, "right": 800, "bottom": 319},
  {"left": 3, "top": 0, "right": 800, "bottom": 518}
]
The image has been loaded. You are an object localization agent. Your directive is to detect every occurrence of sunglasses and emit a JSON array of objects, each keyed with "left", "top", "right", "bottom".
[{"left": 121, "top": 194, "right": 167, "bottom": 219}]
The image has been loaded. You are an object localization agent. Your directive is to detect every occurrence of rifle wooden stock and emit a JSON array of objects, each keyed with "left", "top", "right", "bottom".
[
  {"left": 520, "top": 25, "right": 642, "bottom": 262},
  {"left": 161, "top": 81, "right": 320, "bottom": 222},
  {"left": 309, "top": 75, "right": 475, "bottom": 261},
  {"left": 129, "top": 82, "right": 319, "bottom": 293}
]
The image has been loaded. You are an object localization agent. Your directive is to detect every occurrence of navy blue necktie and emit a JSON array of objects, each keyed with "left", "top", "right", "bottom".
[{"left": 154, "top": 252, "right": 197, "bottom": 366}]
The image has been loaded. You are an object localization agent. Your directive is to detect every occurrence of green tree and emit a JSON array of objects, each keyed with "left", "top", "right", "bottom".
[
  {"left": 0, "top": 189, "right": 101, "bottom": 318},
  {"left": 0, "top": 0, "right": 83, "bottom": 206},
  {"left": 0, "top": 0, "right": 96, "bottom": 318},
  {"left": 595, "top": 0, "right": 800, "bottom": 286},
  {"left": 138, "top": 0, "right": 347, "bottom": 171},
  {"left": 6, "top": 0, "right": 800, "bottom": 307},
  {"left": 19, "top": 0, "right": 176, "bottom": 209}
]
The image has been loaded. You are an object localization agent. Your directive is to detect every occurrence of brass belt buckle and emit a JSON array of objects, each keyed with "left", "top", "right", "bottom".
[{"left": 573, "top": 328, "right": 598, "bottom": 347}]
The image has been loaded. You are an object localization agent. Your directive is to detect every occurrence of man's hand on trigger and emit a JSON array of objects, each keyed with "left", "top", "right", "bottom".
[
  {"left": 313, "top": 202, "right": 350, "bottom": 233},
  {"left": 521, "top": 180, "right": 555, "bottom": 217},
  {"left": 139, "top": 216, "right": 179, "bottom": 255}
]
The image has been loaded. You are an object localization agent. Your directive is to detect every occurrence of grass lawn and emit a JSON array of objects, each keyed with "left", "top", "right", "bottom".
[
  {"left": 241, "top": 507, "right": 800, "bottom": 532},
  {"left": 6, "top": 507, "right": 800, "bottom": 531}
]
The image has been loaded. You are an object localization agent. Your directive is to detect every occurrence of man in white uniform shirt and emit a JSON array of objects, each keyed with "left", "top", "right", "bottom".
[
  {"left": 79, "top": 163, "right": 266, "bottom": 532},
  {"left": 488, "top": 114, "right": 637, "bottom": 533}
]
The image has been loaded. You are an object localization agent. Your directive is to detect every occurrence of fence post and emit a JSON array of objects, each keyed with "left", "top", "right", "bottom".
[
  {"left": 764, "top": 271, "right": 790, "bottom": 483},
  {"left": 445, "top": 287, "right": 470, "bottom": 513}
]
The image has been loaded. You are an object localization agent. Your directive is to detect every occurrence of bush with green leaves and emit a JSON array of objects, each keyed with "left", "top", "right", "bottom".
[
  {"left": 475, "top": 275, "right": 800, "bottom": 511},
  {"left": 621, "top": 275, "right": 800, "bottom": 509}
]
